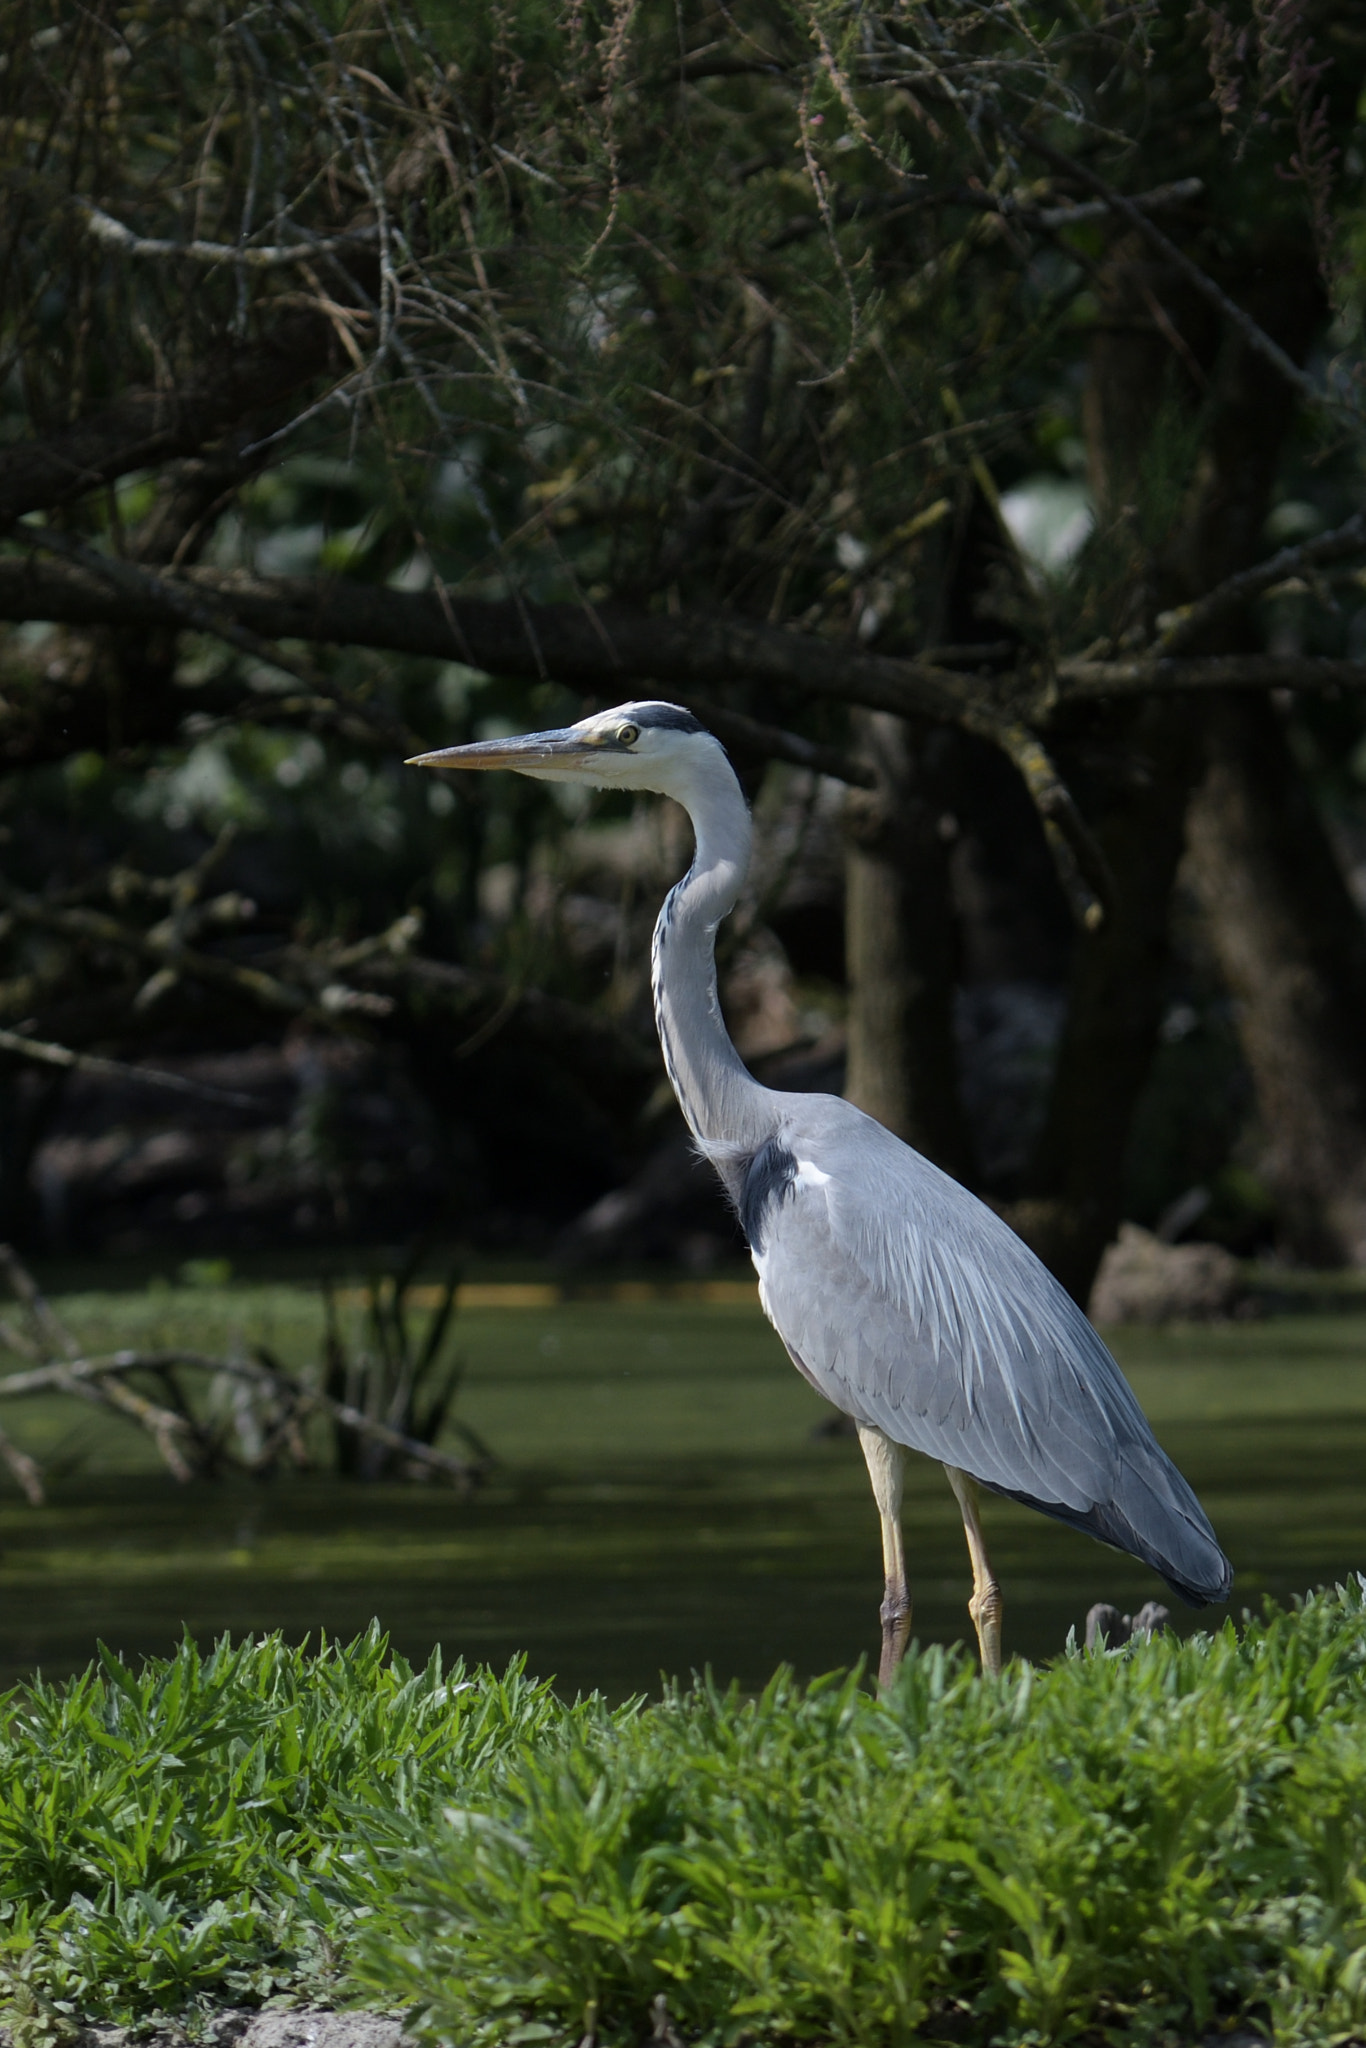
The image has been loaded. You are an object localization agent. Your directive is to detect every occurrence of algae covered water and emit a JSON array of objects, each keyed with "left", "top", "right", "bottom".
[{"left": 0, "top": 1282, "right": 1363, "bottom": 1695}]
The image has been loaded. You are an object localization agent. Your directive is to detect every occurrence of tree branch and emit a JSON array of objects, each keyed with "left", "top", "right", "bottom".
[
  {"left": 78, "top": 202, "right": 379, "bottom": 270},
  {"left": 0, "top": 310, "right": 340, "bottom": 522},
  {"left": 0, "top": 1423, "right": 44, "bottom": 1505},
  {"left": 0, "top": 558, "right": 1194, "bottom": 929},
  {"left": 0, "top": 556, "right": 993, "bottom": 725},
  {"left": 17, "top": 527, "right": 419, "bottom": 755},
  {"left": 1006, "top": 124, "right": 1341, "bottom": 426},
  {"left": 0, "top": 876, "right": 326, "bottom": 1019},
  {"left": 1152, "top": 511, "right": 1366, "bottom": 655},
  {"left": 975, "top": 722, "right": 1111, "bottom": 930},
  {"left": 0, "top": 1024, "right": 258, "bottom": 1108},
  {"left": 1058, "top": 653, "right": 1366, "bottom": 698}
]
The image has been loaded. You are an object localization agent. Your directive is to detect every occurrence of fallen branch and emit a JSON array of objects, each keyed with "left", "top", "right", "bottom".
[
  {"left": 0, "top": 1228, "right": 485, "bottom": 1494},
  {"left": 0, "top": 1422, "right": 44, "bottom": 1506},
  {"left": 0, "top": 1348, "right": 486, "bottom": 1491},
  {"left": 0, "top": 1244, "right": 207, "bottom": 1483}
]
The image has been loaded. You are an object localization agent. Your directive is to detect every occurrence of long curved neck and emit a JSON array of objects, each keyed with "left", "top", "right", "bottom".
[{"left": 650, "top": 756, "right": 771, "bottom": 1148}]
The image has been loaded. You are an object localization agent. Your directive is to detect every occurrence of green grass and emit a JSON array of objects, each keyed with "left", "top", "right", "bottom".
[
  {"left": 2, "top": 1586, "right": 1366, "bottom": 2043},
  {"left": 1, "top": 1285, "right": 1365, "bottom": 1693}
]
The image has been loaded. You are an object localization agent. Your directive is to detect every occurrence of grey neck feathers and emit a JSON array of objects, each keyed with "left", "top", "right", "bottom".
[{"left": 650, "top": 751, "right": 772, "bottom": 1153}]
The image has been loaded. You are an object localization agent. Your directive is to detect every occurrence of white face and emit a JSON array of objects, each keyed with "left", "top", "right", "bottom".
[{"left": 407, "top": 700, "right": 728, "bottom": 799}]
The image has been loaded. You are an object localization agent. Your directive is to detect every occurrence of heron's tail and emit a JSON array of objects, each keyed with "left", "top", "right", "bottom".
[{"left": 986, "top": 1461, "right": 1233, "bottom": 1608}]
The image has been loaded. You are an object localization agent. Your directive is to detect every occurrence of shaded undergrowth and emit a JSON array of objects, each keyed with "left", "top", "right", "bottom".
[{"left": 0, "top": 1584, "right": 1364, "bottom": 2044}]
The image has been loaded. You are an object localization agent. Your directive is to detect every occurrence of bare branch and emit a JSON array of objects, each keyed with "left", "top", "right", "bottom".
[
  {"left": 0, "top": 1348, "right": 484, "bottom": 1490},
  {"left": 1058, "top": 653, "right": 1366, "bottom": 698},
  {"left": 0, "top": 556, "right": 987, "bottom": 726},
  {"left": 955, "top": 717, "right": 1110, "bottom": 931},
  {"left": 0, "top": 1024, "right": 259, "bottom": 1109},
  {"left": 0, "top": 1243, "right": 203, "bottom": 1476},
  {"left": 17, "top": 528, "right": 418, "bottom": 754},
  {"left": 0, "top": 1243, "right": 79, "bottom": 1360},
  {"left": 78, "top": 202, "right": 379, "bottom": 269},
  {"left": 1152, "top": 512, "right": 1366, "bottom": 655}
]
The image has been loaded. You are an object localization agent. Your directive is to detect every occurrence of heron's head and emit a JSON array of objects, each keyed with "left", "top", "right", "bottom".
[{"left": 407, "top": 700, "right": 731, "bottom": 801}]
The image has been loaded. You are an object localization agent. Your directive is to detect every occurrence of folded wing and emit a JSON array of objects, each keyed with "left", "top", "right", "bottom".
[{"left": 748, "top": 1101, "right": 1231, "bottom": 1607}]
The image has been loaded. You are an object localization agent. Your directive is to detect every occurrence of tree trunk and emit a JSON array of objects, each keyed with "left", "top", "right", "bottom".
[
  {"left": 843, "top": 710, "right": 975, "bottom": 1178},
  {"left": 1185, "top": 695, "right": 1366, "bottom": 1263},
  {"left": 1008, "top": 698, "right": 1207, "bottom": 1299},
  {"left": 1007, "top": 232, "right": 1321, "bottom": 1303}
]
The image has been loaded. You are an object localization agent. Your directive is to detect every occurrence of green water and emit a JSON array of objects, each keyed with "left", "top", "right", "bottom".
[{"left": 0, "top": 1285, "right": 1363, "bottom": 1696}]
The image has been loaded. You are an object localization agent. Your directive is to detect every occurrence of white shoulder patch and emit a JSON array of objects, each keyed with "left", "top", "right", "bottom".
[{"left": 793, "top": 1159, "right": 831, "bottom": 1189}]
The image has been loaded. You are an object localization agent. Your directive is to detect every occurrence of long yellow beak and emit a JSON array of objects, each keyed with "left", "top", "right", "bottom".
[{"left": 406, "top": 729, "right": 601, "bottom": 772}]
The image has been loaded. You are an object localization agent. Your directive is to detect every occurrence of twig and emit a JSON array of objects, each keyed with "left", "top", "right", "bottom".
[
  {"left": 62, "top": 1369, "right": 201, "bottom": 1483},
  {"left": 0, "top": 1024, "right": 258, "bottom": 1109},
  {"left": 965, "top": 718, "right": 1110, "bottom": 931},
  {"left": 77, "top": 202, "right": 379, "bottom": 269},
  {"left": 953, "top": 176, "right": 1204, "bottom": 233},
  {"left": 0, "top": 1243, "right": 78, "bottom": 1360},
  {"left": 1152, "top": 511, "right": 1366, "bottom": 655}
]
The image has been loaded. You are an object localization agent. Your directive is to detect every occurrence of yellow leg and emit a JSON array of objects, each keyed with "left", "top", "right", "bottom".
[
  {"left": 944, "top": 1465, "right": 1003, "bottom": 1676},
  {"left": 857, "top": 1423, "right": 912, "bottom": 1689}
]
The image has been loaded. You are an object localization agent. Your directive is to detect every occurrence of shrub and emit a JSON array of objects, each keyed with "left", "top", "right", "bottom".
[
  {"left": 2, "top": 1586, "right": 1365, "bottom": 2044},
  {"left": 359, "top": 1582, "right": 1366, "bottom": 2047}
]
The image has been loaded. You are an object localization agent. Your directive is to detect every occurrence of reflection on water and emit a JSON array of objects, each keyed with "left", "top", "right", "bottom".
[{"left": 0, "top": 1295, "right": 1363, "bottom": 1696}]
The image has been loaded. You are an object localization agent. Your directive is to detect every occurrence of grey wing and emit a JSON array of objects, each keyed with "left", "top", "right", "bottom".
[{"left": 749, "top": 1101, "right": 1231, "bottom": 1607}]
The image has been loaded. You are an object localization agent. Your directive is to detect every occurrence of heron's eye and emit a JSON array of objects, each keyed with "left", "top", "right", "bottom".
[{"left": 616, "top": 722, "right": 640, "bottom": 747}]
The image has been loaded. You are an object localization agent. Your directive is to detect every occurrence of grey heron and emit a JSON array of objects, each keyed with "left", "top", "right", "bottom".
[{"left": 410, "top": 701, "right": 1232, "bottom": 1681}]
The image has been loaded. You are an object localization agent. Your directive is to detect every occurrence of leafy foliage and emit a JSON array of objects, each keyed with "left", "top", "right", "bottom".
[
  {"left": 360, "top": 1579, "right": 1366, "bottom": 2045},
  {"left": 0, "top": 1627, "right": 572, "bottom": 2024},
  {"left": 2, "top": 1587, "right": 1366, "bottom": 2041}
]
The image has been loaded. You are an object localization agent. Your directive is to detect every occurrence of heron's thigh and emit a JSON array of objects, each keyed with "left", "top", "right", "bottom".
[{"left": 856, "top": 1422, "right": 906, "bottom": 1521}]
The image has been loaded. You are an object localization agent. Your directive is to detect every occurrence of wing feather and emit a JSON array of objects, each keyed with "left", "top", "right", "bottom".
[{"left": 749, "top": 1097, "right": 1231, "bottom": 1606}]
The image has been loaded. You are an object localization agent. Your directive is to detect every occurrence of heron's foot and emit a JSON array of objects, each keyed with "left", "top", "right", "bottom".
[
  {"left": 877, "top": 1587, "right": 913, "bottom": 1691},
  {"left": 968, "top": 1578, "right": 1003, "bottom": 1677}
]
